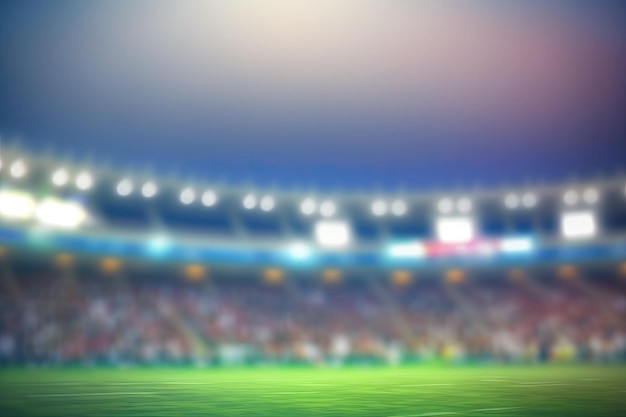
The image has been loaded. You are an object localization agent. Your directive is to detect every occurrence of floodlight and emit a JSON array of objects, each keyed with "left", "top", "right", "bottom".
[
  {"left": 141, "top": 181, "right": 158, "bottom": 198},
  {"left": 436, "top": 217, "right": 475, "bottom": 243},
  {"left": 582, "top": 188, "right": 599, "bottom": 204},
  {"left": 457, "top": 197, "right": 472, "bottom": 213},
  {"left": 391, "top": 200, "right": 407, "bottom": 216},
  {"left": 9, "top": 160, "right": 27, "bottom": 178},
  {"left": 320, "top": 200, "right": 336, "bottom": 217},
  {"left": 243, "top": 194, "right": 256, "bottom": 209},
  {"left": 201, "top": 190, "right": 217, "bottom": 207},
  {"left": 35, "top": 198, "right": 87, "bottom": 229},
  {"left": 314, "top": 220, "right": 351, "bottom": 248},
  {"left": 180, "top": 187, "right": 196, "bottom": 204},
  {"left": 51, "top": 168, "right": 69, "bottom": 187},
  {"left": 386, "top": 241, "right": 426, "bottom": 258},
  {"left": 561, "top": 211, "right": 597, "bottom": 239},
  {"left": 260, "top": 195, "right": 275, "bottom": 211},
  {"left": 522, "top": 193, "right": 537, "bottom": 208},
  {"left": 504, "top": 194, "right": 519, "bottom": 209},
  {"left": 147, "top": 235, "right": 172, "bottom": 255},
  {"left": 116, "top": 179, "right": 133, "bottom": 196},
  {"left": 371, "top": 200, "right": 387, "bottom": 216},
  {"left": 437, "top": 198, "right": 453, "bottom": 214},
  {"left": 0, "top": 190, "right": 36, "bottom": 219},
  {"left": 563, "top": 190, "right": 578, "bottom": 206},
  {"left": 300, "top": 198, "right": 316, "bottom": 215},
  {"left": 75, "top": 172, "right": 93, "bottom": 190}
]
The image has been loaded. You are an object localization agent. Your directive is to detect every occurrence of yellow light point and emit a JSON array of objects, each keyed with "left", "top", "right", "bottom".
[
  {"left": 101, "top": 257, "right": 121, "bottom": 274},
  {"left": 508, "top": 268, "right": 525, "bottom": 282},
  {"left": 264, "top": 268, "right": 284, "bottom": 284},
  {"left": 0, "top": 247, "right": 6, "bottom": 258},
  {"left": 184, "top": 264, "right": 205, "bottom": 281},
  {"left": 391, "top": 270, "right": 412, "bottom": 287},
  {"left": 55, "top": 253, "right": 74, "bottom": 268},
  {"left": 558, "top": 265, "right": 577, "bottom": 281},
  {"left": 322, "top": 269, "right": 341, "bottom": 285},
  {"left": 619, "top": 263, "right": 626, "bottom": 279},
  {"left": 445, "top": 269, "right": 464, "bottom": 284}
]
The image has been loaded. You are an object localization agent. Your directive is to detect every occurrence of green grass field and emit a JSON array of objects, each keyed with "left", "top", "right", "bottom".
[{"left": 1, "top": 366, "right": 625, "bottom": 416}]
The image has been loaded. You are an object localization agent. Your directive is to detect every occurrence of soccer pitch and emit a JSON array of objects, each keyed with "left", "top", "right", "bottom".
[{"left": 1, "top": 366, "right": 625, "bottom": 416}]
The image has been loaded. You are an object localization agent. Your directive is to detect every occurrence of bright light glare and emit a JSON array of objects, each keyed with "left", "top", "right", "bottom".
[
  {"left": 300, "top": 198, "right": 316, "bottom": 215},
  {"left": 287, "top": 242, "right": 313, "bottom": 260},
  {"left": 319, "top": 200, "right": 336, "bottom": 217},
  {"left": 76, "top": 172, "right": 93, "bottom": 190},
  {"left": 0, "top": 190, "right": 36, "bottom": 219},
  {"left": 504, "top": 194, "right": 519, "bottom": 209},
  {"left": 10, "top": 160, "right": 27, "bottom": 178},
  {"left": 582, "top": 188, "right": 599, "bottom": 204},
  {"left": 499, "top": 237, "right": 535, "bottom": 253},
  {"left": 243, "top": 194, "right": 256, "bottom": 209},
  {"left": 436, "top": 217, "right": 475, "bottom": 243},
  {"left": 391, "top": 200, "right": 407, "bottom": 216},
  {"left": 147, "top": 235, "right": 172, "bottom": 255},
  {"left": 116, "top": 179, "right": 133, "bottom": 196},
  {"left": 201, "top": 190, "right": 217, "bottom": 207},
  {"left": 180, "top": 188, "right": 196, "bottom": 204},
  {"left": 260, "top": 195, "right": 275, "bottom": 211},
  {"left": 314, "top": 220, "right": 351, "bottom": 248},
  {"left": 438, "top": 198, "right": 453, "bottom": 214},
  {"left": 563, "top": 190, "right": 578, "bottom": 206},
  {"left": 51, "top": 169, "right": 69, "bottom": 186},
  {"left": 561, "top": 211, "right": 597, "bottom": 239},
  {"left": 387, "top": 241, "right": 426, "bottom": 258},
  {"left": 371, "top": 200, "right": 387, "bottom": 216},
  {"left": 141, "top": 181, "right": 158, "bottom": 198},
  {"left": 35, "top": 198, "right": 88, "bottom": 229}
]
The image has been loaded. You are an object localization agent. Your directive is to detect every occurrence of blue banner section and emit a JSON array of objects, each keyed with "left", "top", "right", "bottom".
[{"left": 1, "top": 226, "right": 625, "bottom": 268}]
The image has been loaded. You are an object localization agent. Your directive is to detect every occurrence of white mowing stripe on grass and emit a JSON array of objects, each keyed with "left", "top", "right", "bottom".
[
  {"left": 511, "top": 383, "right": 572, "bottom": 387},
  {"left": 472, "top": 407, "right": 521, "bottom": 412},
  {"left": 400, "top": 384, "right": 455, "bottom": 387},
  {"left": 27, "top": 392, "right": 159, "bottom": 398},
  {"left": 269, "top": 391, "right": 320, "bottom": 395}
]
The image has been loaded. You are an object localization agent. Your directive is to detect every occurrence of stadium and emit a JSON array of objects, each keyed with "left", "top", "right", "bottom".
[{"left": 1, "top": 2, "right": 626, "bottom": 416}]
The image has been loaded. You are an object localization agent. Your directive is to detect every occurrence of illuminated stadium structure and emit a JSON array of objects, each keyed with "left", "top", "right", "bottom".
[{"left": 0, "top": 144, "right": 625, "bottom": 273}]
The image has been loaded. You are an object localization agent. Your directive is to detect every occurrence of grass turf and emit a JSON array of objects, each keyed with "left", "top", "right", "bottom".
[{"left": 1, "top": 365, "right": 625, "bottom": 416}]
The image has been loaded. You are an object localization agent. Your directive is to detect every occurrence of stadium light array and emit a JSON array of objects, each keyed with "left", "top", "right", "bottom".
[
  {"left": 437, "top": 198, "right": 453, "bottom": 214},
  {"left": 320, "top": 200, "right": 336, "bottom": 217},
  {"left": 51, "top": 168, "right": 69, "bottom": 187},
  {"left": 260, "top": 195, "right": 275, "bottom": 211},
  {"left": 0, "top": 190, "right": 36, "bottom": 219},
  {"left": 243, "top": 194, "right": 257, "bottom": 209},
  {"left": 561, "top": 210, "right": 597, "bottom": 239},
  {"left": 9, "top": 160, "right": 27, "bottom": 178},
  {"left": 314, "top": 220, "right": 351, "bottom": 248},
  {"left": 35, "top": 198, "right": 88, "bottom": 229},
  {"left": 391, "top": 200, "right": 407, "bottom": 216},
  {"left": 436, "top": 217, "right": 475, "bottom": 244},
  {"left": 141, "top": 181, "right": 158, "bottom": 198},
  {"left": 201, "top": 190, "right": 217, "bottom": 207},
  {"left": 300, "top": 198, "right": 316, "bottom": 215},
  {"left": 116, "top": 179, "right": 133, "bottom": 196},
  {"left": 371, "top": 199, "right": 387, "bottom": 216},
  {"left": 180, "top": 187, "right": 196, "bottom": 205},
  {"left": 563, "top": 190, "right": 578, "bottom": 206},
  {"left": 75, "top": 171, "right": 93, "bottom": 190}
]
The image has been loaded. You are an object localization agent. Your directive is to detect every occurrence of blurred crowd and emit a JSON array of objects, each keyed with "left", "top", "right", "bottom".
[{"left": 1, "top": 275, "right": 625, "bottom": 366}]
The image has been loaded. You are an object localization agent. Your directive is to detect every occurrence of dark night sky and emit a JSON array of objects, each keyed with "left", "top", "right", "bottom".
[{"left": 0, "top": 1, "right": 625, "bottom": 191}]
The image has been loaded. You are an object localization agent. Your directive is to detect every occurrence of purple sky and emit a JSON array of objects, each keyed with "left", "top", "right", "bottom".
[{"left": 1, "top": 1, "right": 625, "bottom": 190}]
